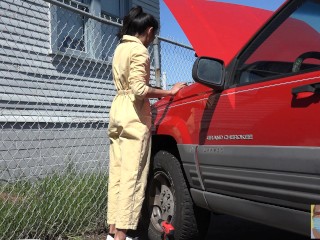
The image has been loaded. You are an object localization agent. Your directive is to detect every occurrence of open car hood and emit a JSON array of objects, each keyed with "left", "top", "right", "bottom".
[{"left": 164, "top": 0, "right": 284, "bottom": 65}]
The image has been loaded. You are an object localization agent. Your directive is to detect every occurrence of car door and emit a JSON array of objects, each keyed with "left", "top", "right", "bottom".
[{"left": 197, "top": 0, "right": 320, "bottom": 211}]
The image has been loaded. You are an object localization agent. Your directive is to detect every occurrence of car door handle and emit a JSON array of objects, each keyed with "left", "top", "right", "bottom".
[{"left": 292, "top": 82, "right": 320, "bottom": 95}]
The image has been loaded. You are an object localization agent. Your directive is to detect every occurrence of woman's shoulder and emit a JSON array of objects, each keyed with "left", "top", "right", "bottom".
[
  {"left": 115, "top": 41, "right": 146, "bottom": 52},
  {"left": 129, "top": 43, "right": 149, "bottom": 57},
  {"left": 130, "top": 42, "right": 148, "bottom": 52}
]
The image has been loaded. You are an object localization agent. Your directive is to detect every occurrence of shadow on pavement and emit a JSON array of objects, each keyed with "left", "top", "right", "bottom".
[{"left": 205, "top": 214, "right": 309, "bottom": 240}]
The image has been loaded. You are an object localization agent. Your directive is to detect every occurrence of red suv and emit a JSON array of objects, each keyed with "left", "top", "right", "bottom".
[{"left": 142, "top": 1, "right": 320, "bottom": 239}]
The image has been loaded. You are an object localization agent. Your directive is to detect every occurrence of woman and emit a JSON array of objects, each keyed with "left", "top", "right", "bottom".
[{"left": 107, "top": 6, "right": 185, "bottom": 240}]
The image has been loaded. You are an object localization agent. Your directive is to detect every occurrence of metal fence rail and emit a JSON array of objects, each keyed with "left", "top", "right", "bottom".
[{"left": 0, "top": 0, "right": 195, "bottom": 239}]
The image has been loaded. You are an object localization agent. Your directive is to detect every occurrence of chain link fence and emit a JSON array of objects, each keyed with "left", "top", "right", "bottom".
[
  {"left": 0, "top": 0, "right": 195, "bottom": 239},
  {"left": 158, "top": 37, "right": 195, "bottom": 89}
]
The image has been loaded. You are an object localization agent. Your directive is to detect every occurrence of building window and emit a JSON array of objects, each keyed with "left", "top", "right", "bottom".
[
  {"left": 100, "top": 1, "right": 129, "bottom": 60},
  {"left": 101, "top": 0, "right": 129, "bottom": 20},
  {"left": 50, "top": 0, "right": 89, "bottom": 53},
  {"left": 50, "top": 0, "right": 129, "bottom": 59}
]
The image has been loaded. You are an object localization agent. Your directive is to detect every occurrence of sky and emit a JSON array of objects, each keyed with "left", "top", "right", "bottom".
[
  {"left": 159, "top": 0, "right": 286, "bottom": 45},
  {"left": 159, "top": 0, "right": 191, "bottom": 45}
]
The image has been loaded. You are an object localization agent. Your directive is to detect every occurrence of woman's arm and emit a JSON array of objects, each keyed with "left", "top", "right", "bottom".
[
  {"left": 145, "top": 82, "right": 186, "bottom": 98},
  {"left": 128, "top": 45, "right": 186, "bottom": 99}
]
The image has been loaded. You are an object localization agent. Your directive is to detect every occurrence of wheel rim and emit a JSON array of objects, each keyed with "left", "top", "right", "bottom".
[{"left": 149, "top": 170, "right": 175, "bottom": 232}]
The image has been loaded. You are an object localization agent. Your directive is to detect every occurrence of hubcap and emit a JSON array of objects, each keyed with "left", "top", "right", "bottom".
[{"left": 149, "top": 171, "right": 175, "bottom": 232}]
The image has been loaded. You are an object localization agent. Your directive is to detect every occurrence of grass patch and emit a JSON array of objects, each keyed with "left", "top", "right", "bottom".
[{"left": 0, "top": 172, "right": 108, "bottom": 240}]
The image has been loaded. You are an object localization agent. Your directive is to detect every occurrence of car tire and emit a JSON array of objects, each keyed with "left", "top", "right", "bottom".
[{"left": 143, "top": 150, "right": 210, "bottom": 240}]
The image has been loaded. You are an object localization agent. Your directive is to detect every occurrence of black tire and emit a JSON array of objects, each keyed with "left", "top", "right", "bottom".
[{"left": 143, "top": 150, "right": 210, "bottom": 240}]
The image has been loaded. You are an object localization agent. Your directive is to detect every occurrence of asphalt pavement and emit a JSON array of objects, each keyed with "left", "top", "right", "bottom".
[{"left": 205, "top": 214, "right": 309, "bottom": 240}]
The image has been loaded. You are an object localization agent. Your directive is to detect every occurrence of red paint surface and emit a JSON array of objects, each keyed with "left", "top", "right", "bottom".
[
  {"left": 154, "top": 72, "right": 320, "bottom": 147},
  {"left": 154, "top": 0, "right": 320, "bottom": 147}
]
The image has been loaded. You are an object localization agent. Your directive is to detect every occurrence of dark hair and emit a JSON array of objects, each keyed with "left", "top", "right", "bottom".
[{"left": 118, "top": 6, "right": 159, "bottom": 39}]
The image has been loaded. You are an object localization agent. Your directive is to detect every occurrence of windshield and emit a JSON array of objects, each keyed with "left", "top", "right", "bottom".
[
  {"left": 246, "top": 0, "right": 320, "bottom": 64},
  {"left": 236, "top": 0, "right": 320, "bottom": 85}
]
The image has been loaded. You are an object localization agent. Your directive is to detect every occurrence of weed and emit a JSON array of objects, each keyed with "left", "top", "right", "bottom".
[{"left": 0, "top": 173, "right": 108, "bottom": 240}]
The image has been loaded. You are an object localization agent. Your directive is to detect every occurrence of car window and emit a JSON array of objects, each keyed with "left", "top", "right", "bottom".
[{"left": 235, "top": 0, "right": 320, "bottom": 85}]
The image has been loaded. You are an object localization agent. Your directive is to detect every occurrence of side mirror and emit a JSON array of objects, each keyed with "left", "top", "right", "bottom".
[{"left": 192, "top": 57, "right": 224, "bottom": 89}]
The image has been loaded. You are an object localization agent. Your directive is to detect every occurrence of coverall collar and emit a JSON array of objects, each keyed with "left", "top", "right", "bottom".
[{"left": 122, "top": 35, "right": 144, "bottom": 45}]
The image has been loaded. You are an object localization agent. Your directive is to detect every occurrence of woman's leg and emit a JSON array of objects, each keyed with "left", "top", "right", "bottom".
[
  {"left": 115, "top": 97, "right": 152, "bottom": 232},
  {"left": 116, "top": 122, "right": 151, "bottom": 230},
  {"left": 114, "top": 229, "right": 127, "bottom": 240},
  {"left": 107, "top": 122, "right": 122, "bottom": 231},
  {"left": 109, "top": 224, "right": 116, "bottom": 234}
]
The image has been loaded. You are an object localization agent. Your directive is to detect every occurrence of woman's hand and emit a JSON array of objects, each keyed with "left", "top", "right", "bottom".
[
  {"left": 170, "top": 82, "right": 187, "bottom": 96},
  {"left": 146, "top": 82, "right": 187, "bottom": 98}
]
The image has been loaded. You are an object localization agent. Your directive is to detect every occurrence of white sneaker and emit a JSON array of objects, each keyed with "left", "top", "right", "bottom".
[
  {"left": 106, "top": 234, "right": 114, "bottom": 240},
  {"left": 106, "top": 234, "right": 136, "bottom": 240},
  {"left": 127, "top": 236, "right": 140, "bottom": 240}
]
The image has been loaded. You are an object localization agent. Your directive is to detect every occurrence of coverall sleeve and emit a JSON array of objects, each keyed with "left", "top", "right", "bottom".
[{"left": 128, "top": 45, "right": 150, "bottom": 99}]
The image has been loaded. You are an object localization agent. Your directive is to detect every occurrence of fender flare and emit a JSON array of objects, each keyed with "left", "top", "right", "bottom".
[{"left": 153, "top": 116, "right": 192, "bottom": 144}]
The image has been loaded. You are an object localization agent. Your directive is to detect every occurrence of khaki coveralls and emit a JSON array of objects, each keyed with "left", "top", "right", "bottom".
[{"left": 107, "top": 35, "right": 152, "bottom": 230}]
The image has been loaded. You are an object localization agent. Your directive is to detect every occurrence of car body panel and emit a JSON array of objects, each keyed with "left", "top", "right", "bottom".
[
  {"left": 203, "top": 71, "right": 320, "bottom": 146},
  {"left": 153, "top": 83, "right": 214, "bottom": 144}
]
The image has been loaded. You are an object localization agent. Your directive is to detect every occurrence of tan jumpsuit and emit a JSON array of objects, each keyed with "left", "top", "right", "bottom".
[{"left": 107, "top": 35, "right": 152, "bottom": 230}]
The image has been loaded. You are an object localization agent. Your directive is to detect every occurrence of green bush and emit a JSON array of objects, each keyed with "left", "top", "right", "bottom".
[{"left": 0, "top": 173, "right": 108, "bottom": 240}]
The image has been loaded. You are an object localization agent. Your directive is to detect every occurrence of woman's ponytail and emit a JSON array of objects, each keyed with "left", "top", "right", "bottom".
[
  {"left": 117, "top": 6, "right": 158, "bottom": 40},
  {"left": 128, "top": 6, "right": 143, "bottom": 20}
]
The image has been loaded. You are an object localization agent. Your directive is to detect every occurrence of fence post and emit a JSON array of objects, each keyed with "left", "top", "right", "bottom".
[
  {"left": 153, "top": 36, "right": 161, "bottom": 88},
  {"left": 88, "top": 0, "right": 101, "bottom": 59}
]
